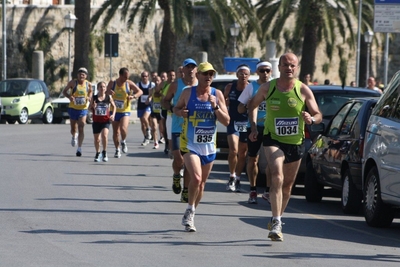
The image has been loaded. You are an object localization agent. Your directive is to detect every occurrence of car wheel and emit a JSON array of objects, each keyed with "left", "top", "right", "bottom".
[
  {"left": 52, "top": 117, "right": 63, "bottom": 124},
  {"left": 363, "top": 166, "right": 394, "bottom": 227},
  {"left": 341, "top": 169, "right": 362, "bottom": 214},
  {"left": 304, "top": 161, "right": 323, "bottom": 202},
  {"left": 42, "top": 107, "right": 53, "bottom": 124},
  {"left": 17, "top": 108, "right": 29, "bottom": 124}
]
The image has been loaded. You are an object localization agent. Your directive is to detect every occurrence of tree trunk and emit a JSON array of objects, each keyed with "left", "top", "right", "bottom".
[
  {"left": 73, "top": 1, "right": 91, "bottom": 80},
  {"left": 158, "top": 1, "right": 177, "bottom": 73},
  {"left": 299, "top": 1, "right": 321, "bottom": 84}
]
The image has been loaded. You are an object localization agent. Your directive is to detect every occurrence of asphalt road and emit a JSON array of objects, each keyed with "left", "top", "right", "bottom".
[{"left": 0, "top": 122, "right": 399, "bottom": 267}]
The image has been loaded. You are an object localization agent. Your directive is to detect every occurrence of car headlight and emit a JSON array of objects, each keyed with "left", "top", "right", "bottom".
[{"left": 11, "top": 98, "right": 20, "bottom": 104}]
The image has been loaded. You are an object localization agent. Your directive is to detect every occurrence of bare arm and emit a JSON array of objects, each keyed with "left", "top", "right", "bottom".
[
  {"left": 247, "top": 82, "right": 269, "bottom": 141},
  {"left": 62, "top": 80, "right": 76, "bottom": 102},
  {"left": 128, "top": 80, "right": 143, "bottom": 99},
  {"left": 223, "top": 83, "right": 232, "bottom": 107},
  {"left": 109, "top": 95, "right": 116, "bottom": 121},
  {"left": 106, "top": 80, "right": 114, "bottom": 96},
  {"left": 238, "top": 102, "right": 247, "bottom": 114},
  {"left": 173, "top": 89, "right": 189, "bottom": 118},
  {"left": 301, "top": 84, "right": 322, "bottom": 125},
  {"left": 162, "top": 81, "right": 177, "bottom": 111},
  {"left": 214, "top": 89, "right": 230, "bottom": 126}
]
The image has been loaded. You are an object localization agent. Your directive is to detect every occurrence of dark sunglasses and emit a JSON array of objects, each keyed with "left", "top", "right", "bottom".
[
  {"left": 201, "top": 71, "right": 215, "bottom": 77},
  {"left": 142, "top": 75, "right": 148, "bottom": 78},
  {"left": 259, "top": 69, "right": 271, "bottom": 73}
]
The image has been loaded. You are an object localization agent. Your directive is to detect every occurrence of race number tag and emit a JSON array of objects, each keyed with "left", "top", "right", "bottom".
[
  {"left": 141, "top": 95, "right": 148, "bottom": 103},
  {"left": 234, "top": 121, "right": 247, "bottom": 132},
  {"left": 274, "top": 117, "right": 299, "bottom": 136},
  {"left": 115, "top": 100, "right": 125, "bottom": 109},
  {"left": 152, "top": 102, "right": 161, "bottom": 112},
  {"left": 74, "top": 97, "right": 86, "bottom": 106},
  {"left": 258, "top": 101, "right": 266, "bottom": 111},
  {"left": 194, "top": 126, "right": 215, "bottom": 144},
  {"left": 95, "top": 104, "right": 108, "bottom": 116}
]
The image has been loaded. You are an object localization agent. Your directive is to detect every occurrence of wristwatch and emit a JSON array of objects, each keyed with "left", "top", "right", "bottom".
[
  {"left": 213, "top": 105, "right": 220, "bottom": 110},
  {"left": 311, "top": 116, "right": 316, "bottom": 124}
]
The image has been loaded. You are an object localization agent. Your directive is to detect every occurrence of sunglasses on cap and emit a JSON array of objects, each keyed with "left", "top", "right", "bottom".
[{"left": 258, "top": 68, "right": 271, "bottom": 73}]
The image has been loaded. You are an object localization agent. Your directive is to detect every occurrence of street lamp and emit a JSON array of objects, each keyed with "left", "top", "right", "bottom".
[
  {"left": 64, "top": 11, "right": 77, "bottom": 81},
  {"left": 364, "top": 30, "right": 373, "bottom": 86},
  {"left": 230, "top": 22, "right": 240, "bottom": 57}
]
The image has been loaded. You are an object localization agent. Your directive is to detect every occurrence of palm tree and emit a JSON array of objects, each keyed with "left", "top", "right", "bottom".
[
  {"left": 255, "top": 0, "right": 374, "bottom": 83},
  {"left": 91, "top": 0, "right": 256, "bottom": 73},
  {"left": 73, "top": 1, "right": 91, "bottom": 80}
]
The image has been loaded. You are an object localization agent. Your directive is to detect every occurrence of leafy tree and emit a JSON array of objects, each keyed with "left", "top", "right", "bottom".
[
  {"left": 91, "top": 0, "right": 256, "bottom": 73},
  {"left": 255, "top": 0, "right": 374, "bottom": 83}
]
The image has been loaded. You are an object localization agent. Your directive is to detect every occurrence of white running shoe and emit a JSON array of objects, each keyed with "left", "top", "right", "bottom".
[
  {"left": 182, "top": 209, "right": 195, "bottom": 227},
  {"left": 102, "top": 151, "right": 108, "bottom": 162},
  {"left": 71, "top": 134, "right": 77, "bottom": 147},
  {"left": 153, "top": 143, "right": 159, "bottom": 149},
  {"left": 159, "top": 137, "right": 165, "bottom": 144},
  {"left": 121, "top": 141, "right": 128, "bottom": 153},
  {"left": 141, "top": 138, "right": 150, "bottom": 146},
  {"left": 114, "top": 149, "right": 121, "bottom": 158},
  {"left": 268, "top": 219, "right": 283, "bottom": 241}
]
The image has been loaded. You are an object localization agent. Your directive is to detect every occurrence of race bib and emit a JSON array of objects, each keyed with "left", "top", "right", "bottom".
[
  {"left": 194, "top": 126, "right": 215, "bottom": 144},
  {"left": 95, "top": 104, "right": 108, "bottom": 116},
  {"left": 74, "top": 97, "right": 86, "bottom": 106},
  {"left": 141, "top": 95, "right": 148, "bottom": 103},
  {"left": 274, "top": 117, "right": 299, "bottom": 136},
  {"left": 234, "top": 121, "right": 247, "bottom": 132},
  {"left": 115, "top": 100, "right": 125, "bottom": 109},
  {"left": 258, "top": 101, "right": 266, "bottom": 111},
  {"left": 153, "top": 102, "right": 161, "bottom": 112}
]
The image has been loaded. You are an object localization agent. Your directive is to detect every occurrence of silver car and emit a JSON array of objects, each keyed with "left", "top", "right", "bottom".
[{"left": 363, "top": 70, "right": 400, "bottom": 227}]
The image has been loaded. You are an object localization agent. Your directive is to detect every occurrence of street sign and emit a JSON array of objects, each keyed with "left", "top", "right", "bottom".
[
  {"left": 105, "top": 33, "right": 119, "bottom": 57},
  {"left": 374, "top": 0, "right": 400, "bottom": 33}
]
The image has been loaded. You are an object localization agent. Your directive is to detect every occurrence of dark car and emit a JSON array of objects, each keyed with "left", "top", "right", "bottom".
[
  {"left": 304, "top": 97, "right": 380, "bottom": 214},
  {"left": 0, "top": 78, "right": 53, "bottom": 124}
]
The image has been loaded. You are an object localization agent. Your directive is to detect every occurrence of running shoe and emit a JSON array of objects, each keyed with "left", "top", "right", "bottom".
[
  {"left": 181, "top": 188, "right": 188, "bottom": 203},
  {"left": 185, "top": 225, "right": 196, "bottom": 232},
  {"left": 121, "top": 141, "right": 128, "bottom": 153},
  {"left": 94, "top": 152, "right": 100, "bottom": 162},
  {"left": 235, "top": 180, "right": 241, "bottom": 192},
  {"left": 141, "top": 138, "right": 150, "bottom": 146},
  {"left": 76, "top": 148, "right": 82, "bottom": 157},
  {"left": 248, "top": 191, "right": 258, "bottom": 204},
  {"left": 102, "top": 151, "right": 108, "bottom": 162},
  {"left": 146, "top": 129, "right": 152, "bottom": 140},
  {"left": 159, "top": 137, "right": 165, "bottom": 144},
  {"left": 153, "top": 142, "right": 159, "bottom": 149},
  {"left": 71, "top": 134, "right": 77, "bottom": 147},
  {"left": 262, "top": 190, "right": 271, "bottom": 204},
  {"left": 268, "top": 219, "right": 283, "bottom": 241},
  {"left": 172, "top": 174, "right": 182, "bottom": 194},
  {"left": 226, "top": 177, "right": 236, "bottom": 191},
  {"left": 182, "top": 208, "right": 195, "bottom": 227},
  {"left": 114, "top": 149, "right": 121, "bottom": 158}
]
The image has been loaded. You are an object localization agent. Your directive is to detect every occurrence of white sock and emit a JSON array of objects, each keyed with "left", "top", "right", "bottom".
[
  {"left": 236, "top": 176, "right": 240, "bottom": 181},
  {"left": 187, "top": 204, "right": 195, "bottom": 211},
  {"left": 273, "top": 216, "right": 281, "bottom": 222},
  {"left": 230, "top": 173, "right": 236, "bottom": 178}
]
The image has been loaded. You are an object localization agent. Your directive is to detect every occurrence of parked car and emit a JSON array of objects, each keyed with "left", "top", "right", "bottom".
[
  {"left": 362, "top": 70, "right": 400, "bottom": 227},
  {"left": 305, "top": 97, "right": 379, "bottom": 214},
  {"left": 296, "top": 85, "right": 382, "bottom": 181},
  {"left": 52, "top": 83, "right": 97, "bottom": 124},
  {"left": 0, "top": 78, "right": 54, "bottom": 124}
]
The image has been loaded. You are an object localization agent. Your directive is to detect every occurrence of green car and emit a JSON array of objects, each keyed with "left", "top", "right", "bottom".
[{"left": 0, "top": 78, "right": 54, "bottom": 124}]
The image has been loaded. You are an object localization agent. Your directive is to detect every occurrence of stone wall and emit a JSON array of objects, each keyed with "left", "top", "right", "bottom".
[{"left": 1, "top": 5, "right": 399, "bottom": 93}]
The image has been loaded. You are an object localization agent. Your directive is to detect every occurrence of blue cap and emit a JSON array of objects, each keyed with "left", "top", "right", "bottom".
[{"left": 183, "top": 58, "right": 197, "bottom": 67}]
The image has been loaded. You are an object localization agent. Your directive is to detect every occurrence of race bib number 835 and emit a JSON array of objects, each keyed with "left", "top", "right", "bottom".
[{"left": 194, "top": 126, "right": 215, "bottom": 144}]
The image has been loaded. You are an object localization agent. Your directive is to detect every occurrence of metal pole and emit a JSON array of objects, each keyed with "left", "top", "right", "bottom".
[
  {"left": 233, "top": 37, "right": 236, "bottom": 57},
  {"left": 383, "top": 33, "right": 389, "bottom": 86},
  {"left": 68, "top": 29, "right": 71, "bottom": 81},
  {"left": 366, "top": 43, "right": 370, "bottom": 86},
  {"left": 2, "top": 0, "right": 7, "bottom": 80},
  {"left": 355, "top": 0, "right": 362, "bottom": 87},
  {"left": 109, "top": 35, "right": 112, "bottom": 79}
]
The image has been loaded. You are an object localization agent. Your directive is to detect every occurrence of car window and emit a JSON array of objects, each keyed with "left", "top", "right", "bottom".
[
  {"left": 211, "top": 80, "right": 235, "bottom": 92},
  {"left": 328, "top": 102, "right": 353, "bottom": 136},
  {"left": 28, "top": 81, "right": 43, "bottom": 94},
  {"left": 314, "top": 91, "right": 377, "bottom": 118},
  {"left": 374, "top": 78, "right": 400, "bottom": 120},
  {"left": 340, "top": 102, "right": 361, "bottom": 135}
]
